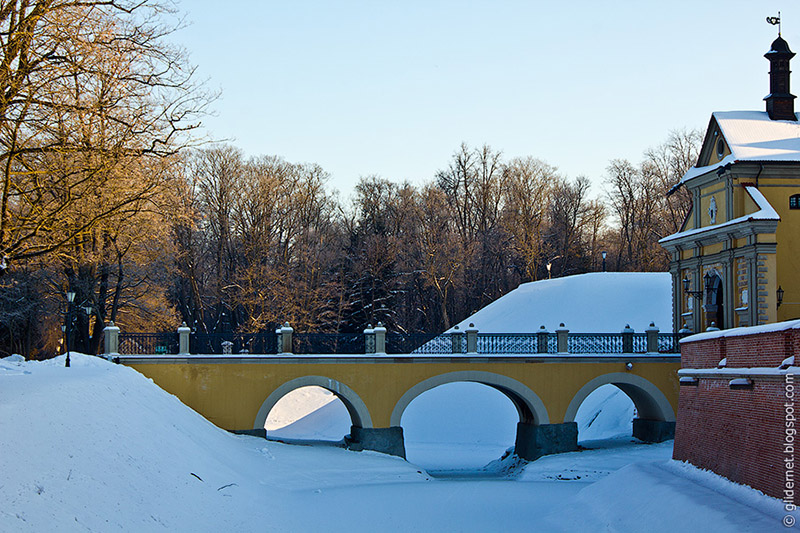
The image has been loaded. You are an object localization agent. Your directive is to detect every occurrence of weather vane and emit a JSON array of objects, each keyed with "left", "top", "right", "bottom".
[{"left": 767, "top": 11, "right": 781, "bottom": 36}]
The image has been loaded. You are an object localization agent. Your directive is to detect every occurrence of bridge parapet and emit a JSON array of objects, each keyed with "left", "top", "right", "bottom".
[{"left": 113, "top": 323, "right": 683, "bottom": 357}]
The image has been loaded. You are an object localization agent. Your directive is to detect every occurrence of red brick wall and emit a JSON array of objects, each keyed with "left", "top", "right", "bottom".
[{"left": 674, "top": 327, "right": 800, "bottom": 500}]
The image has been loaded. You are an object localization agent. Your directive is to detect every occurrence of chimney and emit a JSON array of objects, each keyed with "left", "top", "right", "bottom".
[{"left": 765, "top": 36, "right": 797, "bottom": 120}]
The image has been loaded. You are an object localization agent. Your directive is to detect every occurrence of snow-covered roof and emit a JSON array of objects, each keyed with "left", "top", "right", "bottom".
[
  {"left": 678, "top": 110, "right": 800, "bottom": 187},
  {"left": 659, "top": 186, "right": 779, "bottom": 244},
  {"left": 450, "top": 272, "right": 672, "bottom": 333}
]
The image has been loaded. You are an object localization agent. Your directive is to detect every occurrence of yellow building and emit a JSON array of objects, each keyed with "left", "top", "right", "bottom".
[{"left": 660, "top": 35, "right": 800, "bottom": 332}]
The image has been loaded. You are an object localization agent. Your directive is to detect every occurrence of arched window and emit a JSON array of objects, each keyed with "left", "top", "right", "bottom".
[{"left": 791, "top": 194, "right": 800, "bottom": 210}]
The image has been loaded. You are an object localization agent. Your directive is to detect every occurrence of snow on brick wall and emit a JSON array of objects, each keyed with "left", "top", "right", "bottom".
[{"left": 674, "top": 327, "right": 800, "bottom": 499}]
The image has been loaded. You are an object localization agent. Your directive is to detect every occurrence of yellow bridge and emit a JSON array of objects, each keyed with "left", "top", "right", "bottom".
[{"left": 119, "top": 352, "right": 680, "bottom": 459}]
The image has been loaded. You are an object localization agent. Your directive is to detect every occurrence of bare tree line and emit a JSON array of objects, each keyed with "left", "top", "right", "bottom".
[{"left": 0, "top": 2, "right": 701, "bottom": 358}]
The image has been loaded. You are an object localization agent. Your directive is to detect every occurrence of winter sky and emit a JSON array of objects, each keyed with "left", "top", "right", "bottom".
[{"left": 174, "top": 1, "right": 797, "bottom": 196}]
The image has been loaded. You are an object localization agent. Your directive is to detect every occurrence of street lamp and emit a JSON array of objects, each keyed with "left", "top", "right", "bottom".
[
  {"left": 601, "top": 250, "right": 607, "bottom": 272},
  {"left": 65, "top": 291, "right": 75, "bottom": 367}
]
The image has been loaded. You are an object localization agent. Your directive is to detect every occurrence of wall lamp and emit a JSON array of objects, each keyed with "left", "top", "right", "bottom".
[
  {"left": 683, "top": 272, "right": 717, "bottom": 301},
  {"left": 777, "top": 286, "right": 784, "bottom": 308}
]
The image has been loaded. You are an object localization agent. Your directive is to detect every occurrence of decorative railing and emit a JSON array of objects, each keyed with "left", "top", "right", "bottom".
[
  {"left": 110, "top": 325, "right": 684, "bottom": 356},
  {"left": 119, "top": 333, "right": 178, "bottom": 355},
  {"left": 293, "top": 333, "right": 363, "bottom": 354},
  {"left": 190, "top": 332, "right": 277, "bottom": 355},
  {"left": 386, "top": 333, "right": 440, "bottom": 354}
]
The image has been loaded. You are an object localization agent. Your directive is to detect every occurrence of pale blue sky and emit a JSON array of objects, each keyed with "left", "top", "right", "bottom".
[{"left": 173, "top": 1, "right": 796, "bottom": 196}]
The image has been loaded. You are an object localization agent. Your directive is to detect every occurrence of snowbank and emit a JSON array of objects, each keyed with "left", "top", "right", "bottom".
[
  {"left": 1, "top": 354, "right": 787, "bottom": 532},
  {"left": 450, "top": 272, "right": 672, "bottom": 333}
]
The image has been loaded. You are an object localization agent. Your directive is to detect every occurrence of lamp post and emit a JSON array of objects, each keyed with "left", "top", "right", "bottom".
[
  {"left": 65, "top": 291, "right": 75, "bottom": 367},
  {"left": 601, "top": 250, "right": 607, "bottom": 272}
]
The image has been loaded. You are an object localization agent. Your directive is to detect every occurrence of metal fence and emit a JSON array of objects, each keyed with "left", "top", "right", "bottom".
[
  {"left": 119, "top": 333, "right": 178, "bottom": 355},
  {"left": 116, "top": 330, "right": 683, "bottom": 355},
  {"left": 293, "top": 333, "right": 363, "bottom": 354},
  {"left": 190, "top": 332, "right": 277, "bottom": 355}
]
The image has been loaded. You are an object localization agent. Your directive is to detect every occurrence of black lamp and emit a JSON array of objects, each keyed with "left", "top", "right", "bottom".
[
  {"left": 65, "top": 291, "right": 75, "bottom": 367},
  {"left": 683, "top": 276, "right": 703, "bottom": 300},
  {"left": 601, "top": 250, "right": 607, "bottom": 272},
  {"left": 777, "top": 286, "right": 785, "bottom": 308}
]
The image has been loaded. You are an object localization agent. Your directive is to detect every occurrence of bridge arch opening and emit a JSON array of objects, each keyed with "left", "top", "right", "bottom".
[
  {"left": 564, "top": 373, "right": 675, "bottom": 445},
  {"left": 253, "top": 376, "right": 373, "bottom": 442},
  {"left": 391, "top": 371, "right": 550, "bottom": 471}
]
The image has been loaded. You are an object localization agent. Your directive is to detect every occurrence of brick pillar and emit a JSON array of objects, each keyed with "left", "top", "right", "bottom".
[
  {"left": 280, "top": 323, "right": 293, "bottom": 354},
  {"left": 465, "top": 323, "right": 478, "bottom": 354},
  {"left": 103, "top": 322, "right": 120, "bottom": 356},
  {"left": 556, "top": 323, "right": 569, "bottom": 354},
  {"left": 177, "top": 322, "right": 191, "bottom": 355},
  {"left": 364, "top": 325, "right": 375, "bottom": 354},
  {"left": 537, "top": 325, "right": 549, "bottom": 353},
  {"left": 374, "top": 322, "right": 386, "bottom": 355},
  {"left": 621, "top": 324, "right": 634, "bottom": 353},
  {"left": 645, "top": 322, "right": 659, "bottom": 354}
]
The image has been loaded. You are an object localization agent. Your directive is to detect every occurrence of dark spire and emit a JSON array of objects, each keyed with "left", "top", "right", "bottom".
[{"left": 765, "top": 36, "right": 797, "bottom": 120}]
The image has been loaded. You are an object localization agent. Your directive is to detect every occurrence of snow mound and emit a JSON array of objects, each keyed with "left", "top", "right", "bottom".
[
  {"left": 451, "top": 272, "right": 672, "bottom": 333},
  {"left": 553, "top": 460, "right": 784, "bottom": 532}
]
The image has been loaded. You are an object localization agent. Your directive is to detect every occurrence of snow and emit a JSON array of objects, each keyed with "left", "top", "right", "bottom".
[
  {"left": 680, "top": 318, "right": 800, "bottom": 343},
  {"left": 678, "top": 110, "right": 800, "bottom": 188},
  {"left": 659, "top": 186, "right": 780, "bottom": 244},
  {"left": 1, "top": 353, "right": 790, "bottom": 532},
  {"left": 266, "top": 382, "right": 635, "bottom": 471},
  {"left": 450, "top": 272, "right": 673, "bottom": 333},
  {"left": 678, "top": 367, "right": 800, "bottom": 377},
  {"left": 715, "top": 110, "right": 800, "bottom": 162}
]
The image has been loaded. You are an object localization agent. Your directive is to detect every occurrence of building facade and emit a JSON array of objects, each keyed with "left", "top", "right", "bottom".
[{"left": 660, "top": 36, "right": 800, "bottom": 333}]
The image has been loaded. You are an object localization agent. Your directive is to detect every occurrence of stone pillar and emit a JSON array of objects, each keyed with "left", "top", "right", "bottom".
[
  {"left": 537, "top": 325, "right": 549, "bottom": 354},
  {"left": 465, "top": 323, "right": 478, "bottom": 354},
  {"left": 280, "top": 323, "right": 293, "bottom": 354},
  {"left": 345, "top": 426, "right": 406, "bottom": 458},
  {"left": 103, "top": 322, "right": 120, "bottom": 356},
  {"left": 364, "top": 324, "right": 375, "bottom": 354},
  {"left": 645, "top": 322, "right": 659, "bottom": 354},
  {"left": 177, "top": 322, "right": 191, "bottom": 355},
  {"left": 621, "top": 324, "right": 634, "bottom": 353},
  {"left": 451, "top": 325, "right": 464, "bottom": 354},
  {"left": 374, "top": 322, "right": 386, "bottom": 355},
  {"left": 514, "top": 422, "right": 578, "bottom": 461},
  {"left": 632, "top": 419, "right": 675, "bottom": 443},
  {"left": 556, "top": 323, "right": 568, "bottom": 354}
]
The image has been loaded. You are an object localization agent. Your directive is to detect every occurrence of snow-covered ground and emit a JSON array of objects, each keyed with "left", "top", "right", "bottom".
[
  {"left": 268, "top": 382, "right": 636, "bottom": 471},
  {"left": 450, "top": 272, "right": 673, "bottom": 333},
  {"left": 1, "top": 354, "right": 787, "bottom": 532}
]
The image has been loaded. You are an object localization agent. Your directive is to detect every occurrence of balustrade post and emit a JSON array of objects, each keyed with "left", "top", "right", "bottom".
[
  {"left": 177, "top": 322, "right": 191, "bottom": 356},
  {"left": 451, "top": 325, "right": 464, "bottom": 354},
  {"left": 621, "top": 324, "right": 634, "bottom": 353},
  {"left": 556, "top": 323, "right": 569, "bottom": 354},
  {"left": 374, "top": 322, "right": 387, "bottom": 355},
  {"left": 537, "top": 325, "right": 549, "bottom": 354},
  {"left": 465, "top": 323, "right": 478, "bottom": 354},
  {"left": 364, "top": 324, "right": 375, "bottom": 354},
  {"left": 645, "top": 322, "right": 659, "bottom": 354},
  {"left": 280, "top": 323, "right": 294, "bottom": 354},
  {"left": 103, "top": 321, "right": 120, "bottom": 356}
]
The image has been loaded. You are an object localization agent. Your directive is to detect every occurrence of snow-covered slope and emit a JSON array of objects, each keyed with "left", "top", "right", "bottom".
[
  {"left": 0, "top": 354, "right": 786, "bottom": 532},
  {"left": 451, "top": 272, "right": 673, "bottom": 333}
]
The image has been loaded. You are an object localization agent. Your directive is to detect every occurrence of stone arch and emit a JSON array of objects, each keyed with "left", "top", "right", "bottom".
[
  {"left": 389, "top": 370, "right": 549, "bottom": 427},
  {"left": 253, "top": 375, "right": 373, "bottom": 431},
  {"left": 563, "top": 372, "right": 675, "bottom": 424}
]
